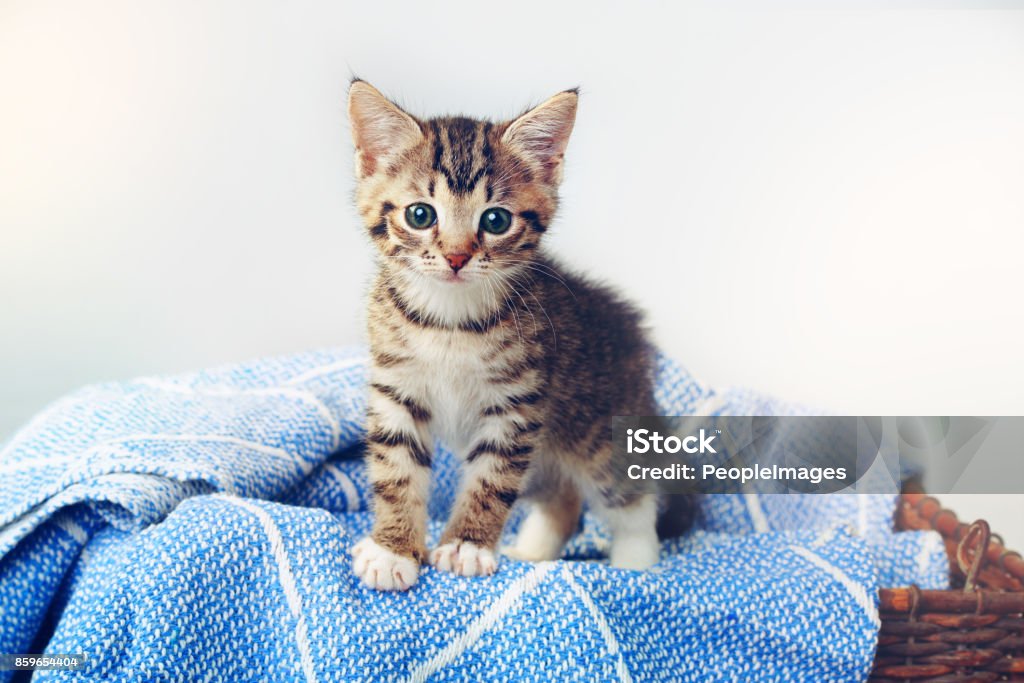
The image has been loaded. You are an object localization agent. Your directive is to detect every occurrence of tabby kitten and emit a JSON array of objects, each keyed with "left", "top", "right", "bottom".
[{"left": 348, "top": 80, "right": 686, "bottom": 591}]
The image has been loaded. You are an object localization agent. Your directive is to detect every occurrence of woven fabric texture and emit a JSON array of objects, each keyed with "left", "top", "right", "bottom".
[{"left": 0, "top": 348, "right": 948, "bottom": 682}]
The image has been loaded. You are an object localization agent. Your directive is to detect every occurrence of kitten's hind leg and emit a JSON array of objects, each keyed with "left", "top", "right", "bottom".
[
  {"left": 573, "top": 434, "right": 662, "bottom": 570},
  {"left": 504, "top": 480, "right": 582, "bottom": 562},
  {"left": 600, "top": 494, "right": 661, "bottom": 570}
]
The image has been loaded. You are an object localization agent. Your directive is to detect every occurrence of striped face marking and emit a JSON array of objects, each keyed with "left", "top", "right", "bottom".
[{"left": 349, "top": 82, "right": 575, "bottom": 303}]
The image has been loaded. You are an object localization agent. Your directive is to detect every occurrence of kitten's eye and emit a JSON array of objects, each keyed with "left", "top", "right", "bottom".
[
  {"left": 404, "top": 203, "right": 437, "bottom": 229},
  {"left": 479, "top": 208, "right": 512, "bottom": 235}
]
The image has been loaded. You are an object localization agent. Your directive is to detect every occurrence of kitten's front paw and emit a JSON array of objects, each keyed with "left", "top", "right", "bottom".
[
  {"left": 352, "top": 537, "right": 420, "bottom": 591},
  {"left": 430, "top": 541, "right": 498, "bottom": 577}
]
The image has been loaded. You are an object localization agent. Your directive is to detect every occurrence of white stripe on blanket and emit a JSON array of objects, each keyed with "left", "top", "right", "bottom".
[
  {"left": 0, "top": 433, "right": 315, "bottom": 475},
  {"left": 562, "top": 566, "right": 633, "bottom": 683},
  {"left": 790, "top": 545, "right": 881, "bottom": 628},
  {"left": 134, "top": 379, "right": 343, "bottom": 449},
  {"left": 225, "top": 496, "right": 318, "bottom": 683},
  {"left": 405, "top": 562, "right": 555, "bottom": 683}
]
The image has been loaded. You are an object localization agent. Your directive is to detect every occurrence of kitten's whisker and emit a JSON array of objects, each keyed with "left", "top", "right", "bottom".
[
  {"left": 510, "top": 277, "right": 557, "bottom": 349},
  {"left": 498, "top": 272, "right": 540, "bottom": 337},
  {"left": 497, "top": 270, "right": 557, "bottom": 349},
  {"left": 487, "top": 260, "right": 579, "bottom": 303},
  {"left": 490, "top": 275, "right": 525, "bottom": 345}
]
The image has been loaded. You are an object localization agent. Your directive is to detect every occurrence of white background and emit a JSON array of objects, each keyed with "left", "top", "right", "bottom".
[{"left": 1, "top": 2, "right": 1022, "bottom": 545}]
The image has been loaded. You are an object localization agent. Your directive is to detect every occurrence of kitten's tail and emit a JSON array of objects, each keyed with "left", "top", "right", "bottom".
[{"left": 656, "top": 493, "right": 697, "bottom": 540}]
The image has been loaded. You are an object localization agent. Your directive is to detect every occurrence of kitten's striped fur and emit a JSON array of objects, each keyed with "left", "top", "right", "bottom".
[{"left": 348, "top": 81, "right": 691, "bottom": 590}]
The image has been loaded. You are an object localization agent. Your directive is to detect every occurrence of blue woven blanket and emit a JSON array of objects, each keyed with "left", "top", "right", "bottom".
[{"left": 0, "top": 348, "right": 949, "bottom": 682}]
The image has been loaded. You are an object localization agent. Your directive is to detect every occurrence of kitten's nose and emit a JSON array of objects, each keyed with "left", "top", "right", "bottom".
[{"left": 445, "top": 253, "right": 471, "bottom": 273}]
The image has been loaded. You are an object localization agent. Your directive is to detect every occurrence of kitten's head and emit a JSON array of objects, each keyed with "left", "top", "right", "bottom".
[{"left": 348, "top": 80, "right": 576, "bottom": 291}]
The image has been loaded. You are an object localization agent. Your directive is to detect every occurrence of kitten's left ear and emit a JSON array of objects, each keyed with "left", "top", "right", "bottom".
[{"left": 502, "top": 89, "right": 578, "bottom": 183}]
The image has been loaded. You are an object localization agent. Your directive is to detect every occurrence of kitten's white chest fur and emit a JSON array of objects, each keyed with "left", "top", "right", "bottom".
[
  {"left": 380, "top": 277, "right": 515, "bottom": 455},
  {"left": 395, "top": 326, "right": 496, "bottom": 455}
]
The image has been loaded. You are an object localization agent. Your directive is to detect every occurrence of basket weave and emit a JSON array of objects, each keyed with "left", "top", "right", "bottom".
[{"left": 871, "top": 493, "right": 1024, "bottom": 681}]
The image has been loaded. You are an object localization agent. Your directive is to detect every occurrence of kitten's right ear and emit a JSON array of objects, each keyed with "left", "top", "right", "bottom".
[
  {"left": 502, "top": 89, "right": 578, "bottom": 183},
  {"left": 348, "top": 80, "right": 423, "bottom": 177}
]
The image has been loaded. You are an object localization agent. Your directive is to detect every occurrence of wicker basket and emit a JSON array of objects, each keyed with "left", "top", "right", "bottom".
[{"left": 870, "top": 493, "right": 1024, "bottom": 681}]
